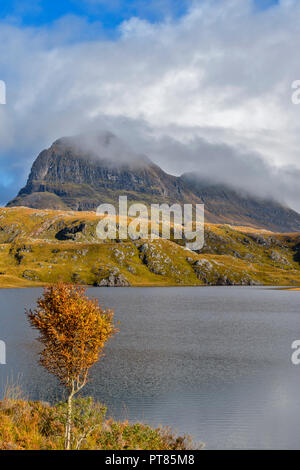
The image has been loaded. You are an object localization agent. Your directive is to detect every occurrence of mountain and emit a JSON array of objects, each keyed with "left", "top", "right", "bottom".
[
  {"left": 7, "top": 132, "right": 300, "bottom": 232},
  {"left": 8, "top": 132, "right": 192, "bottom": 210},
  {"left": 181, "top": 174, "right": 300, "bottom": 232}
]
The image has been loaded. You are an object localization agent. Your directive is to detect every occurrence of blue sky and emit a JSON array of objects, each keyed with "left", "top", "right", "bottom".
[
  {"left": 0, "top": 1, "right": 193, "bottom": 28},
  {"left": 0, "top": 0, "right": 279, "bottom": 31}
]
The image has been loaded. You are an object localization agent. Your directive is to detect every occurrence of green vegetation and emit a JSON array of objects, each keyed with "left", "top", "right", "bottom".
[
  {"left": 0, "top": 393, "right": 198, "bottom": 450},
  {"left": 0, "top": 206, "right": 300, "bottom": 288}
]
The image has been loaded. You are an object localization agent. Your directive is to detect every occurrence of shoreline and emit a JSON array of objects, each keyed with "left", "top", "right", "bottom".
[
  {"left": 0, "top": 282, "right": 299, "bottom": 290},
  {"left": 280, "top": 287, "right": 300, "bottom": 291}
]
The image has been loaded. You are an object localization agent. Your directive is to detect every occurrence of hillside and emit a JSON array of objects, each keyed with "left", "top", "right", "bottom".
[
  {"left": 7, "top": 132, "right": 300, "bottom": 232},
  {"left": 0, "top": 206, "right": 300, "bottom": 288}
]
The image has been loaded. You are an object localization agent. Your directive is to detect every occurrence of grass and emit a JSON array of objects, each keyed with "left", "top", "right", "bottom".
[
  {"left": 0, "top": 206, "right": 300, "bottom": 288},
  {"left": 0, "top": 394, "right": 202, "bottom": 450},
  {"left": 280, "top": 287, "right": 300, "bottom": 291}
]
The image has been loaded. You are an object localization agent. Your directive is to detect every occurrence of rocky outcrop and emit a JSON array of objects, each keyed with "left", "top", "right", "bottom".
[
  {"left": 10, "top": 244, "right": 33, "bottom": 265},
  {"left": 94, "top": 272, "right": 131, "bottom": 287},
  {"left": 55, "top": 222, "right": 86, "bottom": 241},
  {"left": 22, "top": 270, "right": 40, "bottom": 281},
  {"left": 138, "top": 242, "right": 170, "bottom": 275},
  {"left": 268, "top": 250, "right": 290, "bottom": 265},
  {"left": 7, "top": 132, "right": 300, "bottom": 233}
]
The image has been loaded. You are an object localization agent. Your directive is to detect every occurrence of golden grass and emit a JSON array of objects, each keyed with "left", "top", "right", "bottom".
[
  {"left": 1, "top": 206, "right": 300, "bottom": 288},
  {"left": 281, "top": 287, "right": 300, "bottom": 291},
  {"left": 0, "top": 397, "right": 202, "bottom": 450}
]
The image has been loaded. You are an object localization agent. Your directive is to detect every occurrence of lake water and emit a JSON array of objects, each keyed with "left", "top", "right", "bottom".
[{"left": 0, "top": 286, "right": 300, "bottom": 449}]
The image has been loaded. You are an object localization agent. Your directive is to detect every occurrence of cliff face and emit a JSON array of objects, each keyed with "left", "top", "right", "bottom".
[
  {"left": 23, "top": 137, "right": 182, "bottom": 196},
  {"left": 7, "top": 133, "right": 300, "bottom": 232},
  {"left": 10, "top": 134, "right": 190, "bottom": 211}
]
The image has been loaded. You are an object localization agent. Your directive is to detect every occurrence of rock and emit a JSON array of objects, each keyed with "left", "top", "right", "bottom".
[
  {"left": 137, "top": 242, "right": 169, "bottom": 275},
  {"left": 231, "top": 250, "right": 242, "bottom": 259},
  {"left": 71, "top": 273, "right": 83, "bottom": 284},
  {"left": 126, "top": 265, "right": 137, "bottom": 274},
  {"left": 76, "top": 248, "right": 88, "bottom": 256},
  {"left": 216, "top": 275, "right": 234, "bottom": 286},
  {"left": 243, "top": 253, "right": 255, "bottom": 261},
  {"left": 94, "top": 273, "right": 130, "bottom": 287},
  {"left": 55, "top": 222, "right": 86, "bottom": 241},
  {"left": 139, "top": 243, "right": 149, "bottom": 254},
  {"left": 22, "top": 270, "right": 40, "bottom": 281},
  {"left": 269, "top": 250, "right": 290, "bottom": 265},
  {"left": 249, "top": 234, "right": 269, "bottom": 246},
  {"left": 11, "top": 244, "right": 33, "bottom": 265},
  {"left": 194, "top": 259, "right": 213, "bottom": 270}
]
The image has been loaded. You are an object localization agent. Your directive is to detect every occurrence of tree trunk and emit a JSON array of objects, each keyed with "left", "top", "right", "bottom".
[{"left": 65, "top": 388, "right": 74, "bottom": 450}]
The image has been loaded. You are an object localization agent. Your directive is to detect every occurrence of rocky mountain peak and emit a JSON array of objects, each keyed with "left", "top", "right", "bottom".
[{"left": 7, "top": 132, "right": 300, "bottom": 232}]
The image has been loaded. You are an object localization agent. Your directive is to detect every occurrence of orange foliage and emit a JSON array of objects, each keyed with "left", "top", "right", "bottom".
[{"left": 26, "top": 283, "right": 118, "bottom": 392}]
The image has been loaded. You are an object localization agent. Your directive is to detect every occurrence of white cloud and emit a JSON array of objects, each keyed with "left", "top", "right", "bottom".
[{"left": 1, "top": 0, "right": 300, "bottom": 209}]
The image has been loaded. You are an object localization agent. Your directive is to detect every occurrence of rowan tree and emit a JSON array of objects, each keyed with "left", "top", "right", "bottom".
[{"left": 26, "top": 282, "right": 117, "bottom": 450}]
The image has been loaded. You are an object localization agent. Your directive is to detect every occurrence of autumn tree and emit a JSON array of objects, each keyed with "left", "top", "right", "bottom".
[{"left": 26, "top": 282, "right": 117, "bottom": 450}]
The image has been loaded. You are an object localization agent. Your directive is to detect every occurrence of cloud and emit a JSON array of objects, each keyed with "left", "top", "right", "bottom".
[{"left": 0, "top": 0, "right": 300, "bottom": 210}]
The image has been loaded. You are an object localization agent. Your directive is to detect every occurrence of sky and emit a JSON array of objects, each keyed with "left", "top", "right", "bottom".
[
  {"left": 0, "top": 1, "right": 277, "bottom": 28},
  {"left": 2, "top": 0, "right": 300, "bottom": 210}
]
